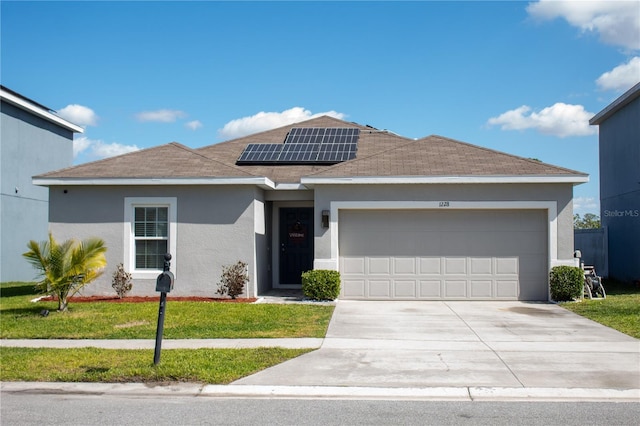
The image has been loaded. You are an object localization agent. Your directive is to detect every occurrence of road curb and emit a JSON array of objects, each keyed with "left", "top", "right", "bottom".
[
  {"left": 468, "top": 386, "right": 640, "bottom": 402},
  {"left": 3, "top": 382, "right": 639, "bottom": 402},
  {"left": 204, "top": 385, "right": 470, "bottom": 400}
]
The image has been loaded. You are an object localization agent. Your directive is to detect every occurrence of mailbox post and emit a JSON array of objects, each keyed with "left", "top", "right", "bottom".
[{"left": 154, "top": 253, "right": 174, "bottom": 365}]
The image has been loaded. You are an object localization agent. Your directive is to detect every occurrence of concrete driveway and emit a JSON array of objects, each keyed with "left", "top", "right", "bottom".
[{"left": 233, "top": 301, "right": 640, "bottom": 389}]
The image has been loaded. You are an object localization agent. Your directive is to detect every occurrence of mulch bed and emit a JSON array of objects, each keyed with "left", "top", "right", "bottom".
[{"left": 40, "top": 295, "right": 257, "bottom": 303}]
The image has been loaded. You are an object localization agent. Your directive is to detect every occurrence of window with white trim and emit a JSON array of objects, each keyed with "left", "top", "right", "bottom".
[
  {"left": 134, "top": 206, "right": 168, "bottom": 269},
  {"left": 124, "top": 197, "right": 177, "bottom": 279}
]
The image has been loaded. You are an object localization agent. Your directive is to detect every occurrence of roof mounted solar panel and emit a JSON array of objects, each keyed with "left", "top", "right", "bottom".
[
  {"left": 237, "top": 144, "right": 282, "bottom": 163},
  {"left": 236, "top": 127, "right": 359, "bottom": 165},
  {"left": 280, "top": 142, "right": 322, "bottom": 162}
]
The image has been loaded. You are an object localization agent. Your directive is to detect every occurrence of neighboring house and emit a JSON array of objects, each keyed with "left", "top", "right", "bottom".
[
  {"left": 1, "top": 86, "right": 83, "bottom": 282},
  {"left": 34, "top": 116, "right": 587, "bottom": 300},
  {"left": 589, "top": 82, "right": 640, "bottom": 283},
  {"left": 574, "top": 227, "right": 608, "bottom": 276}
]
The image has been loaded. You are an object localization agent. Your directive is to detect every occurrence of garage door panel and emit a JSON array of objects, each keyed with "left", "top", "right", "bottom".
[
  {"left": 343, "top": 279, "right": 365, "bottom": 297},
  {"left": 496, "top": 258, "right": 519, "bottom": 275},
  {"left": 496, "top": 280, "right": 519, "bottom": 298},
  {"left": 369, "top": 280, "right": 391, "bottom": 297},
  {"left": 339, "top": 209, "right": 547, "bottom": 301},
  {"left": 342, "top": 257, "right": 365, "bottom": 274},
  {"left": 470, "top": 258, "right": 493, "bottom": 274},
  {"left": 394, "top": 257, "right": 417, "bottom": 274},
  {"left": 419, "top": 257, "right": 442, "bottom": 274},
  {"left": 394, "top": 280, "right": 417, "bottom": 298},
  {"left": 470, "top": 280, "right": 493, "bottom": 298},
  {"left": 444, "top": 280, "right": 467, "bottom": 298},
  {"left": 419, "top": 280, "right": 442, "bottom": 297},
  {"left": 368, "top": 257, "right": 390, "bottom": 274},
  {"left": 443, "top": 257, "right": 466, "bottom": 274}
]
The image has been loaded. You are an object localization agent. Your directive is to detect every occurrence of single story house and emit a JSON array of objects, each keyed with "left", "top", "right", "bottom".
[{"left": 34, "top": 116, "right": 587, "bottom": 300}]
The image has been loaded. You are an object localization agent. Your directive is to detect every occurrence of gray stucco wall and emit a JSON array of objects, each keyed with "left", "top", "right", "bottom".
[
  {"left": 1, "top": 100, "right": 73, "bottom": 282},
  {"left": 44, "top": 181, "right": 577, "bottom": 296},
  {"left": 48, "top": 185, "right": 261, "bottom": 297},
  {"left": 312, "top": 183, "right": 576, "bottom": 263},
  {"left": 599, "top": 96, "right": 640, "bottom": 282}
]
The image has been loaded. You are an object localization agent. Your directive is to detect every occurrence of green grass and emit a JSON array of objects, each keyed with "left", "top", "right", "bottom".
[
  {"left": 0, "top": 282, "right": 334, "bottom": 339},
  {"left": 0, "top": 282, "right": 323, "bottom": 383},
  {"left": 560, "top": 280, "right": 640, "bottom": 339},
  {"left": 0, "top": 347, "right": 311, "bottom": 383}
]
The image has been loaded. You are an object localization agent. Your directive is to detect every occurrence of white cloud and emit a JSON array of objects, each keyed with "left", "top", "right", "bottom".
[
  {"left": 135, "top": 109, "right": 186, "bottom": 123},
  {"left": 73, "top": 136, "right": 139, "bottom": 162},
  {"left": 573, "top": 196, "right": 600, "bottom": 215},
  {"left": 596, "top": 56, "right": 640, "bottom": 91},
  {"left": 218, "top": 107, "right": 347, "bottom": 139},
  {"left": 527, "top": 0, "right": 640, "bottom": 50},
  {"left": 91, "top": 140, "right": 140, "bottom": 159},
  {"left": 73, "top": 136, "right": 92, "bottom": 157},
  {"left": 487, "top": 102, "right": 597, "bottom": 138},
  {"left": 185, "top": 120, "right": 203, "bottom": 130},
  {"left": 57, "top": 104, "right": 98, "bottom": 127}
]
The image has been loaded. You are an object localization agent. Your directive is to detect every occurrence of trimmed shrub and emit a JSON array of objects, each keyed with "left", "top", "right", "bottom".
[
  {"left": 550, "top": 265, "right": 583, "bottom": 301},
  {"left": 111, "top": 263, "right": 133, "bottom": 298},
  {"left": 301, "top": 270, "right": 341, "bottom": 301},
  {"left": 217, "top": 261, "right": 248, "bottom": 299}
]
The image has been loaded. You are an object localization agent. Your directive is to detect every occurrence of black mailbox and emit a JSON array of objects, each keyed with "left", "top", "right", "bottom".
[
  {"left": 156, "top": 271, "right": 174, "bottom": 292},
  {"left": 155, "top": 253, "right": 174, "bottom": 293}
]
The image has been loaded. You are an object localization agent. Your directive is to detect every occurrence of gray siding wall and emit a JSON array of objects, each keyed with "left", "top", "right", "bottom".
[
  {"left": 48, "top": 185, "right": 261, "bottom": 297},
  {"left": 574, "top": 228, "right": 608, "bottom": 277},
  {"left": 1, "top": 101, "right": 73, "bottom": 282},
  {"left": 599, "top": 96, "right": 640, "bottom": 282},
  {"left": 313, "top": 183, "right": 575, "bottom": 262}
]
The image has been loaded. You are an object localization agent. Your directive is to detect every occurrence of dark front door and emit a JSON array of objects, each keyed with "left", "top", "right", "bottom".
[{"left": 279, "top": 207, "right": 314, "bottom": 285}]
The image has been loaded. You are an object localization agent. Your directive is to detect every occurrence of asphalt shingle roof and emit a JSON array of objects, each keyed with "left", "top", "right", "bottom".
[
  {"left": 37, "top": 116, "right": 586, "bottom": 183},
  {"left": 38, "top": 142, "right": 254, "bottom": 179},
  {"left": 307, "top": 135, "right": 582, "bottom": 178}
]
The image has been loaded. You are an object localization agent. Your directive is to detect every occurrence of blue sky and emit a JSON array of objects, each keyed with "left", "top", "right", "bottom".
[{"left": 2, "top": 1, "right": 639, "bottom": 216}]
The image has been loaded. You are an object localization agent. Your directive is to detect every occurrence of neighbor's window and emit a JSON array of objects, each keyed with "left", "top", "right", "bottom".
[{"left": 134, "top": 206, "right": 168, "bottom": 269}]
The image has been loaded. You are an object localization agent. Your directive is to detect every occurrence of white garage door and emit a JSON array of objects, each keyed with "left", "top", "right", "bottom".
[{"left": 339, "top": 210, "right": 548, "bottom": 301}]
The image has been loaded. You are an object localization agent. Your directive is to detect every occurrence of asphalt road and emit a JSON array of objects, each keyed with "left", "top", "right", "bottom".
[{"left": 1, "top": 393, "right": 638, "bottom": 426}]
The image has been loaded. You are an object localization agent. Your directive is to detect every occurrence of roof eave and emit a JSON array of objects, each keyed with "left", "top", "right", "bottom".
[
  {"left": 33, "top": 176, "right": 276, "bottom": 190},
  {"left": 301, "top": 175, "right": 589, "bottom": 186},
  {"left": 590, "top": 82, "right": 640, "bottom": 125},
  {"left": 1, "top": 88, "right": 84, "bottom": 133}
]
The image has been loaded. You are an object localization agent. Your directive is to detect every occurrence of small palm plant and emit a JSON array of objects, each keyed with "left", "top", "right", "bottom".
[{"left": 23, "top": 233, "right": 107, "bottom": 311}]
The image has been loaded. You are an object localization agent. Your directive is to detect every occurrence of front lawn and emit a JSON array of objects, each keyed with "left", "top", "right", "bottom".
[
  {"left": 0, "top": 282, "right": 334, "bottom": 339},
  {"left": 560, "top": 280, "right": 640, "bottom": 339},
  {"left": 0, "top": 347, "right": 311, "bottom": 383}
]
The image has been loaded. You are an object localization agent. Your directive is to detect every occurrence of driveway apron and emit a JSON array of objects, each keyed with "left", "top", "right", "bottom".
[{"left": 232, "top": 301, "right": 640, "bottom": 389}]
